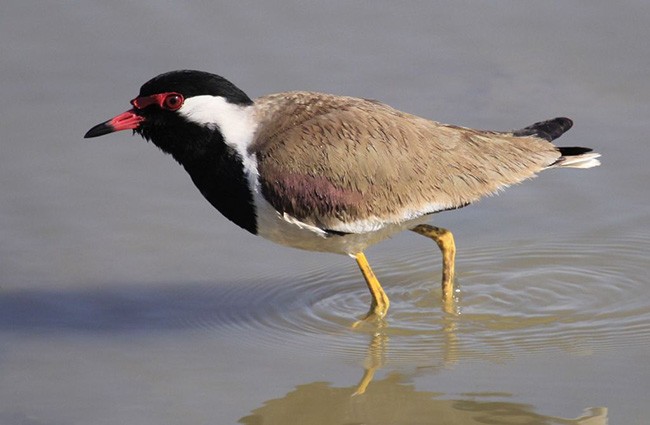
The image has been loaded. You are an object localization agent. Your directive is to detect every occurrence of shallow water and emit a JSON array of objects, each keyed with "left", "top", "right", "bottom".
[{"left": 2, "top": 2, "right": 650, "bottom": 424}]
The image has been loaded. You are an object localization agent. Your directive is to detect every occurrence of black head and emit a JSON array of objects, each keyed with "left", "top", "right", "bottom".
[
  {"left": 84, "top": 70, "right": 253, "bottom": 159},
  {"left": 84, "top": 70, "right": 260, "bottom": 234},
  {"left": 137, "top": 70, "right": 252, "bottom": 104}
]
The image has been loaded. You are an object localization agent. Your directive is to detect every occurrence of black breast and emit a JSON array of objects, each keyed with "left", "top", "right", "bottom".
[
  {"left": 143, "top": 116, "right": 258, "bottom": 235},
  {"left": 179, "top": 133, "right": 258, "bottom": 235}
]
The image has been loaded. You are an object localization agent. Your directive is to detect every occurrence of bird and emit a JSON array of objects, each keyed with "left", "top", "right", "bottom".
[{"left": 85, "top": 70, "right": 601, "bottom": 320}]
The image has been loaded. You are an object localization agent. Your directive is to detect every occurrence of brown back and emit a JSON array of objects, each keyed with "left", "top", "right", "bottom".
[{"left": 251, "top": 92, "right": 560, "bottom": 231}]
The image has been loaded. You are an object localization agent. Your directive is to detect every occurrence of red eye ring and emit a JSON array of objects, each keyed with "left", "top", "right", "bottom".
[
  {"left": 130, "top": 92, "right": 184, "bottom": 111},
  {"left": 163, "top": 93, "right": 184, "bottom": 110}
]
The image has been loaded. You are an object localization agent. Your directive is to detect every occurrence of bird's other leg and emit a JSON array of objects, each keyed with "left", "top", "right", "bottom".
[
  {"left": 353, "top": 252, "right": 390, "bottom": 320},
  {"left": 410, "top": 224, "right": 456, "bottom": 302}
]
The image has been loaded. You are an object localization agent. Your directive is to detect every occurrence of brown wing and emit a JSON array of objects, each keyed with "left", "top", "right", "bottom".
[{"left": 250, "top": 92, "right": 561, "bottom": 232}]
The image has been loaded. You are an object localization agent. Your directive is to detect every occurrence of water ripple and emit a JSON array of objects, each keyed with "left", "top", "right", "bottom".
[{"left": 173, "top": 231, "right": 650, "bottom": 364}]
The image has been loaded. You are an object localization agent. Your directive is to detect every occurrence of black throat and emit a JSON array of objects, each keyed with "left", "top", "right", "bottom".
[{"left": 142, "top": 122, "right": 258, "bottom": 235}]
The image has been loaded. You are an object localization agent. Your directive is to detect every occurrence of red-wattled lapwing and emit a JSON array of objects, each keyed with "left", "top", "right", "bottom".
[{"left": 85, "top": 70, "right": 600, "bottom": 320}]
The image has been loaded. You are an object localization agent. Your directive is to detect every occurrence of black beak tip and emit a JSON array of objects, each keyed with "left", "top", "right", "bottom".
[{"left": 84, "top": 122, "right": 114, "bottom": 139}]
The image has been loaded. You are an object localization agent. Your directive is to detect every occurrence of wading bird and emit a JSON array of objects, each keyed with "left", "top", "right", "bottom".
[{"left": 85, "top": 70, "right": 600, "bottom": 319}]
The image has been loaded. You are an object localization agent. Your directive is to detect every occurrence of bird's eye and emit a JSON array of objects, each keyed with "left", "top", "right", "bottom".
[{"left": 163, "top": 94, "right": 184, "bottom": 110}]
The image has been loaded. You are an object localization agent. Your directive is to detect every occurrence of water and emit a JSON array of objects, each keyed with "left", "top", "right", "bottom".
[{"left": 2, "top": 1, "right": 650, "bottom": 424}]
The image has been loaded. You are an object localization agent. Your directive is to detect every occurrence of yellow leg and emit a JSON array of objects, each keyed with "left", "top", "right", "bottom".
[
  {"left": 410, "top": 224, "right": 456, "bottom": 302},
  {"left": 354, "top": 252, "right": 390, "bottom": 320}
]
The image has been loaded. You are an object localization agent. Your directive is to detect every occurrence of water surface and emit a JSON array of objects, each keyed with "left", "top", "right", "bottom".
[{"left": 2, "top": 2, "right": 650, "bottom": 424}]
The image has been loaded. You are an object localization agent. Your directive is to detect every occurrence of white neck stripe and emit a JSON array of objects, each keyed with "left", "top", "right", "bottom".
[{"left": 177, "top": 95, "right": 259, "bottom": 184}]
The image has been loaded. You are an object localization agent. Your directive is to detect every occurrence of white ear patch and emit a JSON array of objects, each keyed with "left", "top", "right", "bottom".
[{"left": 178, "top": 95, "right": 259, "bottom": 177}]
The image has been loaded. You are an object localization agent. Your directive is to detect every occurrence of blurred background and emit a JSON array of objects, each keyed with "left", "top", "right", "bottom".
[{"left": 2, "top": 1, "right": 649, "bottom": 424}]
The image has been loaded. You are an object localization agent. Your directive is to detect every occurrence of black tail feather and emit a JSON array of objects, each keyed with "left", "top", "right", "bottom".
[
  {"left": 513, "top": 117, "right": 573, "bottom": 141},
  {"left": 558, "top": 146, "right": 593, "bottom": 156}
]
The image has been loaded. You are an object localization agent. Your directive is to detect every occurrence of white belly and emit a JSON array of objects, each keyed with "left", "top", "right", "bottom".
[{"left": 254, "top": 194, "right": 431, "bottom": 255}]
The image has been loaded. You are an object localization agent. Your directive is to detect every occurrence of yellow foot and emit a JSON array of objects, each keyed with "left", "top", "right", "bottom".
[{"left": 351, "top": 306, "right": 387, "bottom": 329}]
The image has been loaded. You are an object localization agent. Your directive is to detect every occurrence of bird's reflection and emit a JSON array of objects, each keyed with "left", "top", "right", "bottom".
[
  {"left": 352, "top": 287, "right": 459, "bottom": 395},
  {"left": 352, "top": 328, "right": 388, "bottom": 396},
  {"left": 239, "top": 298, "right": 607, "bottom": 425},
  {"left": 239, "top": 375, "right": 606, "bottom": 425}
]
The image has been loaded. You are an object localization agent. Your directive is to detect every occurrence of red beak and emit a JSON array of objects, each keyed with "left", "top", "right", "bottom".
[{"left": 84, "top": 109, "right": 145, "bottom": 138}]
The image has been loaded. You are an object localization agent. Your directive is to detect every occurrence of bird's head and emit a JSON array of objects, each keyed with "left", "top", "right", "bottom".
[{"left": 84, "top": 70, "right": 254, "bottom": 160}]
